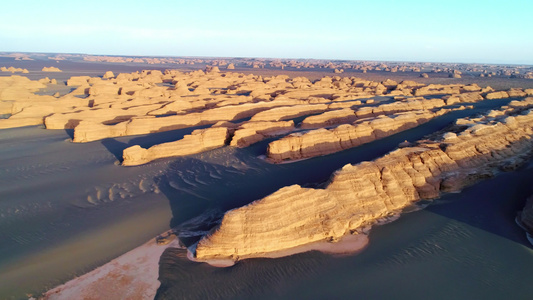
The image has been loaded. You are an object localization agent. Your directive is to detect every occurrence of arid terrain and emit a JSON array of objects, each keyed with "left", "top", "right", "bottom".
[{"left": 0, "top": 52, "right": 532, "bottom": 299}]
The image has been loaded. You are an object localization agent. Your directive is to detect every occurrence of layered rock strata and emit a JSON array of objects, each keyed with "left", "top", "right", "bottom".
[
  {"left": 194, "top": 101, "right": 533, "bottom": 263},
  {"left": 122, "top": 127, "right": 229, "bottom": 166},
  {"left": 229, "top": 121, "right": 295, "bottom": 148},
  {"left": 520, "top": 195, "right": 533, "bottom": 234},
  {"left": 267, "top": 109, "right": 449, "bottom": 162}
]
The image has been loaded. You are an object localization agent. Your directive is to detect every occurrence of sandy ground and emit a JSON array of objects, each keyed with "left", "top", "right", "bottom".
[
  {"left": 40, "top": 231, "right": 369, "bottom": 298},
  {"left": 41, "top": 232, "right": 181, "bottom": 300},
  {"left": 190, "top": 233, "right": 371, "bottom": 268}
]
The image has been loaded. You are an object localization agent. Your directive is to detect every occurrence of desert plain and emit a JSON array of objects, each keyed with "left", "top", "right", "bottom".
[{"left": 0, "top": 52, "right": 532, "bottom": 299}]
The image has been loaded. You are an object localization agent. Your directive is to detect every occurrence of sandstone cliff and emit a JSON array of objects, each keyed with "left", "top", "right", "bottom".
[
  {"left": 194, "top": 100, "right": 533, "bottom": 263},
  {"left": 267, "top": 109, "right": 448, "bottom": 162}
]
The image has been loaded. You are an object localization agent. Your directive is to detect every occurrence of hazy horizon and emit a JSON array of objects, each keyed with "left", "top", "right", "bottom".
[{"left": 2, "top": 0, "right": 532, "bottom": 65}]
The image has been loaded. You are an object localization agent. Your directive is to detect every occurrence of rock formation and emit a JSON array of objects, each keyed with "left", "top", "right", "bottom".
[
  {"left": 485, "top": 91, "right": 509, "bottom": 100},
  {"left": 1, "top": 66, "right": 29, "bottom": 73},
  {"left": 300, "top": 108, "right": 358, "bottom": 129},
  {"left": 250, "top": 104, "right": 329, "bottom": 122},
  {"left": 71, "top": 100, "right": 303, "bottom": 143},
  {"left": 267, "top": 109, "right": 448, "bottom": 162},
  {"left": 122, "top": 127, "right": 229, "bottom": 166},
  {"left": 103, "top": 71, "right": 115, "bottom": 79},
  {"left": 194, "top": 99, "right": 533, "bottom": 264},
  {"left": 42, "top": 66, "right": 62, "bottom": 72},
  {"left": 1, "top": 70, "right": 528, "bottom": 159}
]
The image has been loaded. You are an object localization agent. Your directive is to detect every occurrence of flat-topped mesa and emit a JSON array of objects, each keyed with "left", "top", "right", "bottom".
[
  {"left": 194, "top": 102, "right": 533, "bottom": 264},
  {"left": 42, "top": 66, "right": 62, "bottom": 72},
  {"left": 267, "top": 109, "right": 449, "bottom": 163},
  {"left": 122, "top": 127, "right": 229, "bottom": 166}
]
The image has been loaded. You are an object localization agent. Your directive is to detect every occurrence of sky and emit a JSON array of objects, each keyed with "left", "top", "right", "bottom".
[{"left": 1, "top": 0, "right": 532, "bottom": 64}]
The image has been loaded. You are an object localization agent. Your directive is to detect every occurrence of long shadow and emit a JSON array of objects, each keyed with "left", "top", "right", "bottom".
[
  {"left": 151, "top": 96, "right": 519, "bottom": 248},
  {"left": 98, "top": 115, "right": 259, "bottom": 163},
  {"left": 424, "top": 160, "right": 533, "bottom": 247},
  {"left": 64, "top": 128, "right": 74, "bottom": 139}
]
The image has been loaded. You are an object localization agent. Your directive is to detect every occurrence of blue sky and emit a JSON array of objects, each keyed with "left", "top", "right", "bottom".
[{"left": 1, "top": 0, "right": 532, "bottom": 64}]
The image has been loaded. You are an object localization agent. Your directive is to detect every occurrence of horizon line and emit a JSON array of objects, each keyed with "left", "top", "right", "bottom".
[{"left": 1, "top": 50, "right": 532, "bottom": 67}]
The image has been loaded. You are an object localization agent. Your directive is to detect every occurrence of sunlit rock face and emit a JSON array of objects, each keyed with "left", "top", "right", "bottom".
[
  {"left": 122, "top": 127, "right": 230, "bottom": 166},
  {"left": 267, "top": 109, "right": 447, "bottom": 162},
  {"left": 194, "top": 99, "right": 533, "bottom": 263}
]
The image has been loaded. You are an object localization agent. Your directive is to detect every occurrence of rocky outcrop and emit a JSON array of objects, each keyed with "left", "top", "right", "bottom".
[
  {"left": 42, "top": 66, "right": 62, "bottom": 72},
  {"left": 44, "top": 104, "right": 163, "bottom": 129},
  {"left": 485, "top": 91, "right": 509, "bottom": 100},
  {"left": 72, "top": 100, "right": 303, "bottom": 143},
  {"left": 0, "top": 76, "right": 77, "bottom": 128},
  {"left": 67, "top": 76, "right": 92, "bottom": 86},
  {"left": 194, "top": 101, "right": 533, "bottom": 263},
  {"left": 122, "top": 127, "right": 229, "bottom": 166},
  {"left": 507, "top": 88, "right": 527, "bottom": 98},
  {"left": 250, "top": 104, "right": 328, "bottom": 122},
  {"left": 267, "top": 110, "right": 446, "bottom": 162},
  {"left": 300, "top": 108, "right": 358, "bottom": 129},
  {"left": 103, "top": 71, "right": 115, "bottom": 79},
  {"left": 229, "top": 121, "right": 294, "bottom": 148},
  {"left": 442, "top": 92, "right": 483, "bottom": 105},
  {"left": 354, "top": 97, "right": 446, "bottom": 119},
  {"left": 1, "top": 66, "right": 29, "bottom": 73}
]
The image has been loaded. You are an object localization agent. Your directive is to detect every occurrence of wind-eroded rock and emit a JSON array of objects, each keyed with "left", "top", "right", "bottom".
[
  {"left": 122, "top": 127, "right": 229, "bottom": 166},
  {"left": 42, "top": 66, "right": 62, "bottom": 72},
  {"left": 520, "top": 194, "right": 533, "bottom": 234},
  {"left": 250, "top": 104, "right": 328, "bottom": 122},
  {"left": 442, "top": 92, "right": 483, "bottom": 105},
  {"left": 267, "top": 110, "right": 445, "bottom": 162},
  {"left": 194, "top": 102, "right": 533, "bottom": 263},
  {"left": 72, "top": 100, "right": 306, "bottom": 143},
  {"left": 300, "top": 108, "right": 358, "bottom": 129},
  {"left": 485, "top": 91, "right": 509, "bottom": 100},
  {"left": 230, "top": 121, "right": 294, "bottom": 147},
  {"left": 1, "top": 66, "right": 29, "bottom": 73},
  {"left": 45, "top": 104, "right": 163, "bottom": 129}
]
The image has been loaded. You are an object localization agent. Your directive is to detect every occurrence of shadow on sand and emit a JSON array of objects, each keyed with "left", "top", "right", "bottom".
[
  {"left": 149, "top": 97, "right": 533, "bottom": 299},
  {"left": 148, "top": 97, "right": 519, "bottom": 246}
]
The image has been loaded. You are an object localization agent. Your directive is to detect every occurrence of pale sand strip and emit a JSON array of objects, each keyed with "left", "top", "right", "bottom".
[{"left": 41, "top": 232, "right": 181, "bottom": 300}]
